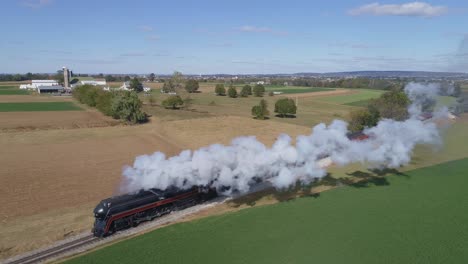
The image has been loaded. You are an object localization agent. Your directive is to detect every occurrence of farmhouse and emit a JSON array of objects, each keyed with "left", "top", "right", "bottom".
[{"left": 119, "top": 81, "right": 151, "bottom": 92}]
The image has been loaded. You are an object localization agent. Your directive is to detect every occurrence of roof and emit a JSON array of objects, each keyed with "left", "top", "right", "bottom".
[
  {"left": 32, "top": 80, "right": 58, "bottom": 83},
  {"left": 38, "top": 85, "right": 64, "bottom": 90}
]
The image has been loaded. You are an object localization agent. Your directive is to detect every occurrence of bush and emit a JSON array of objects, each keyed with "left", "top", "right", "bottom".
[
  {"left": 268, "top": 91, "right": 274, "bottom": 96},
  {"left": 185, "top": 80, "right": 199, "bottom": 93},
  {"left": 370, "top": 90, "right": 409, "bottom": 121},
  {"left": 162, "top": 95, "right": 184, "bottom": 109},
  {"left": 111, "top": 91, "right": 147, "bottom": 124},
  {"left": 95, "top": 90, "right": 114, "bottom": 116},
  {"left": 274, "top": 98, "right": 297, "bottom": 117},
  {"left": 228, "top": 86, "right": 238, "bottom": 98},
  {"left": 215, "top": 84, "right": 226, "bottom": 96},
  {"left": 73, "top": 84, "right": 100, "bottom": 106},
  {"left": 251, "top": 99, "right": 269, "bottom": 120},
  {"left": 73, "top": 85, "right": 147, "bottom": 123},
  {"left": 348, "top": 108, "right": 380, "bottom": 133},
  {"left": 240, "top": 85, "right": 252, "bottom": 97},
  {"left": 162, "top": 80, "right": 175, "bottom": 93},
  {"left": 130, "top": 77, "right": 143, "bottom": 93},
  {"left": 253, "top": 84, "right": 265, "bottom": 97},
  {"left": 147, "top": 95, "right": 156, "bottom": 106}
]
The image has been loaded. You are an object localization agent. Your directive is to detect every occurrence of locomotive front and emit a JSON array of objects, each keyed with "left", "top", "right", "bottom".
[{"left": 92, "top": 201, "right": 110, "bottom": 237}]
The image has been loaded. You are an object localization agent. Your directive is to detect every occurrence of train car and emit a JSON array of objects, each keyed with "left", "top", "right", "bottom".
[{"left": 92, "top": 186, "right": 216, "bottom": 237}]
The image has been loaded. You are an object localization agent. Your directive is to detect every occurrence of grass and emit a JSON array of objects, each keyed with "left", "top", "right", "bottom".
[
  {"left": 0, "top": 85, "right": 29, "bottom": 95},
  {"left": 0, "top": 86, "right": 18, "bottom": 89},
  {"left": 344, "top": 99, "right": 372, "bottom": 107},
  {"left": 0, "top": 102, "right": 82, "bottom": 112},
  {"left": 436, "top": 96, "right": 457, "bottom": 108},
  {"left": 263, "top": 85, "right": 334, "bottom": 94},
  {"left": 65, "top": 158, "right": 468, "bottom": 264},
  {"left": 267, "top": 87, "right": 333, "bottom": 94},
  {"left": 321, "top": 89, "right": 384, "bottom": 104},
  {"left": 0, "top": 89, "right": 29, "bottom": 95},
  {"left": 142, "top": 89, "right": 353, "bottom": 127}
]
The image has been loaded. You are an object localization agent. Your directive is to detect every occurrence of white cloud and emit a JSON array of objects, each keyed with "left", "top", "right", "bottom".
[
  {"left": 238, "top": 25, "right": 272, "bottom": 33},
  {"left": 146, "top": 35, "right": 160, "bottom": 41},
  {"left": 120, "top": 52, "right": 146, "bottom": 57},
  {"left": 348, "top": 2, "right": 448, "bottom": 17},
  {"left": 236, "top": 25, "right": 288, "bottom": 36},
  {"left": 139, "top": 25, "right": 154, "bottom": 32},
  {"left": 21, "top": 0, "right": 52, "bottom": 8}
]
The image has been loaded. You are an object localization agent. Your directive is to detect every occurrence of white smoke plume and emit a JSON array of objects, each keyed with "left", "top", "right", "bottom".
[{"left": 121, "top": 83, "right": 445, "bottom": 194}]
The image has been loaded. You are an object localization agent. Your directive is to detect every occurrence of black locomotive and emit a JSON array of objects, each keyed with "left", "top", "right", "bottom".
[{"left": 92, "top": 186, "right": 217, "bottom": 237}]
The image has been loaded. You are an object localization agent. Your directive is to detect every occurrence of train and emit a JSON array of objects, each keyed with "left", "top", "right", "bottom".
[{"left": 92, "top": 186, "right": 217, "bottom": 237}]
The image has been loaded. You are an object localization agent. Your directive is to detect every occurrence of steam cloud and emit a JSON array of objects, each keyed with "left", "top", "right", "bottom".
[{"left": 121, "top": 83, "right": 447, "bottom": 194}]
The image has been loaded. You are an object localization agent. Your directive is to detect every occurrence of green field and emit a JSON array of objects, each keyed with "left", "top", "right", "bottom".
[
  {"left": 0, "top": 102, "right": 82, "bottom": 112},
  {"left": 143, "top": 88, "right": 354, "bottom": 127},
  {"left": 0, "top": 89, "right": 29, "bottom": 95},
  {"left": 0, "top": 85, "right": 29, "bottom": 95},
  {"left": 263, "top": 85, "right": 334, "bottom": 94},
  {"left": 436, "top": 96, "right": 457, "bottom": 108},
  {"left": 321, "top": 89, "right": 384, "bottom": 104},
  {"left": 66, "top": 158, "right": 468, "bottom": 264},
  {"left": 344, "top": 99, "right": 372, "bottom": 107},
  {"left": 0, "top": 86, "right": 18, "bottom": 89}
]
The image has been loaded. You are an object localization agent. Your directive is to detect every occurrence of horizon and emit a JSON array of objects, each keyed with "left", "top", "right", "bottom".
[{"left": 1, "top": 0, "right": 468, "bottom": 74}]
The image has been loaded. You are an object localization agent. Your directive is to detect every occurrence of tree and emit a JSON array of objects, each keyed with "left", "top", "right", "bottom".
[
  {"left": 253, "top": 84, "right": 265, "bottom": 97},
  {"left": 185, "top": 79, "right": 199, "bottom": 93},
  {"left": 348, "top": 108, "right": 380, "bottom": 133},
  {"left": 149, "top": 73, "right": 156, "bottom": 82},
  {"left": 240, "top": 85, "right": 251, "bottom": 97},
  {"left": 111, "top": 91, "right": 147, "bottom": 124},
  {"left": 228, "top": 86, "right": 238, "bottom": 98},
  {"left": 251, "top": 99, "right": 269, "bottom": 120},
  {"left": 371, "top": 90, "right": 409, "bottom": 120},
  {"left": 215, "top": 84, "right": 226, "bottom": 96},
  {"left": 162, "top": 80, "right": 175, "bottom": 93},
  {"left": 105, "top": 75, "right": 116, "bottom": 82},
  {"left": 162, "top": 95, "right": 184, "bottom": 109},
  {"left": 274, "top": 98, "right": 297, "bottom": 117},
  {"left": 170, "top": 71, "right": 185, "bottom": 93},
  {"left": 124, "top": 76, "right": 131, "bottom": 82},
  {"left": 55, "top": 69, "right": 64, "bottom": 85},
  {"left": 130, "top": 77, "right": 143, "bottom": 93}
]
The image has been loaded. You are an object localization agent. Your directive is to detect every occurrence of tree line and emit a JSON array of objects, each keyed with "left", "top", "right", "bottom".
[{"left": 73, "top": 85, "right": 147, "bottom": 124}]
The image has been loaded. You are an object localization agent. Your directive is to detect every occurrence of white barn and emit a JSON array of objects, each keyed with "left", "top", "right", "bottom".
[
  {"left": 20, "top": 80, "right": 59, "bottom": 89},
  {"left": 32, "top": 80, "right": 59, "bottom": 87},
  {"left": 81, "top": 80, "right": 107, "bottom": 86}
]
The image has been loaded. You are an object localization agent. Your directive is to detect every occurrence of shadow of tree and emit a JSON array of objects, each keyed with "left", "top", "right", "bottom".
[{"left": 274, "top": 114, "right": 297, "bottom": 119}]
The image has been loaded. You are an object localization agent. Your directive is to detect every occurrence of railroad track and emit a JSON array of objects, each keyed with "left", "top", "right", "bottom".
[
  {"left": 3, "top": 184, "right": 272, "bottom": 264},
  {"left": 5, "top": 235, "right": 99, "bottom": 264}
]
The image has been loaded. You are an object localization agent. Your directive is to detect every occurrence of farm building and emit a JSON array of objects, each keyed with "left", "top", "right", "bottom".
[
  {"left": 80, "top": 80, "right": 107, "bottom": 86},
  {"left": 20, "top": 80, "right": 59, "bottom": 89},
  {"left": 37, "top": 85, "right": 65, "bottom": 94},
  {"left": 119, "top": 81, "right": 150, "bottom": 92}
]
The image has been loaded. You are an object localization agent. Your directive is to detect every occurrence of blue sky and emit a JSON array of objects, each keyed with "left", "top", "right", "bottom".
[{"left": 1, "top": 0, "right": 467, "bottom": 74}]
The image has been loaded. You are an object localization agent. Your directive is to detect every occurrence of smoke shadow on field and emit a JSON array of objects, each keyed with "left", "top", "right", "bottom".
[
  {"left": 228, "top": 184, "right": 322, "bottom": 208},
  {"left": 227, "top": 168, "right": 407, "bottom": 208},
  {"left": 369, "top": 168, "right": 409, "bottom": 178}
]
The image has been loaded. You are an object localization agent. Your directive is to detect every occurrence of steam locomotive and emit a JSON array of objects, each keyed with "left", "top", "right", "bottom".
[{"left": 92, "top": 186, "right": 217, "bottom": 237}]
